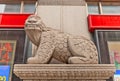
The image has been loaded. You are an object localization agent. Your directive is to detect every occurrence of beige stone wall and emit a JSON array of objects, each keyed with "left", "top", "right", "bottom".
[
  {"left": 38, "top": 6, "right": 61, "bottom": 30},
  {"left": 37, "top": 0, "right": 91, "bottom": 39},
  {"left": 62, "top": 6, "right": 90, "bottom": 38}
]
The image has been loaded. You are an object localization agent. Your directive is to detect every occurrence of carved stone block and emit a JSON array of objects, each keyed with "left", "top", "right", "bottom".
[
  {"left": 25, "top": 15, "right": 98, "bottom": 64},
  {"left": 14, "top": 64, "right": 115, "bottom": 81}
]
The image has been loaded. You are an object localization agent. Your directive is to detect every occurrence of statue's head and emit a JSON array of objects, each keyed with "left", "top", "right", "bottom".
[{"left": 25, "top": 15, "right": 46, "bottom": 46}]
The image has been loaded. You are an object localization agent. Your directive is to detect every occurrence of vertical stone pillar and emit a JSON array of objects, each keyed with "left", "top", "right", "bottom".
[{"left": 37, "top": 0, "right": 91, "bottom": 39}]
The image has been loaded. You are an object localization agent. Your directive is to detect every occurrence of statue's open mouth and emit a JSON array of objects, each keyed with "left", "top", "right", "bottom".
[{"left": 25, "top": 24, "right": 41, "bottom": 31}]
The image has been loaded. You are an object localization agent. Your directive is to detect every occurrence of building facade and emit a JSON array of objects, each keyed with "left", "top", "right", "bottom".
[{"left": 0, "top": 0, "right": 120, "bottom": 81}]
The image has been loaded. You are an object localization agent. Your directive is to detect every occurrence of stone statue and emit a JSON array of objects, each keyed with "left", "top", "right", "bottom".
[{"left": 25, "top": 15, "right": 98, "bottom": 64}]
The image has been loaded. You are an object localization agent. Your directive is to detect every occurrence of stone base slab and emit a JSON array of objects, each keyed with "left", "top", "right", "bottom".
[
  {"left": 23, "top": 80, "right": 106, "bottom": 81},
  {"left": 14, "top": 64, "right": 115, "bottom": 81}
]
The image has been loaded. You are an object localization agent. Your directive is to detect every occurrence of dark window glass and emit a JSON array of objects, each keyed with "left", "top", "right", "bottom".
[{"left": 95, "top": 30, "right": 120, "bottom": 65}]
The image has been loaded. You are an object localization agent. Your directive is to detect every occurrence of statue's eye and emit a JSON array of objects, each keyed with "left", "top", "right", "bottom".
[
  {"left": 28, "top": 21, "right": 36, "bottom": 23},
  {"left": 28, "top": 21, "right": 32, "bottom": 23},
  {"left": 33, "top": 21, "right": 37, "bottom": 23}
]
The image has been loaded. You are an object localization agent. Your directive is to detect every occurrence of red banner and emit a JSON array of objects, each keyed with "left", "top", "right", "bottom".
[
  {"left": 88, "top": 15, "right": 120, "bottom": 32},
  {"left": 0, "top": 13, "right": 31, "bottom": 28}
]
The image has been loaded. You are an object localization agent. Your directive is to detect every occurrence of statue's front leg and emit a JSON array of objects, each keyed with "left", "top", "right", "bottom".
[{"left": 27, "top": 32, "right": 55, "bottom": 64}]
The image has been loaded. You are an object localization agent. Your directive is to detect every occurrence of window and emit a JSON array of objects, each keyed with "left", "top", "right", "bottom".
[
  {"left": 102, "top": 2, "right": 120, "bottom": 14},
  {"left": 87, "top": 2, "right": 120, "bottom": 14},
  {"left": 24, "top": 3, "right": 35, "bottom": 13},
  {"left": 0, "top": 4, "right": 5, "bottom": 13},
  {"left": 95, "top": 30, "right": 120, "bottom": 67},
  {"left": 0, "top": 1, "right": 36, "bottom": 13},
  {"left": 87, "top": 2, "right": 99, "bottom": 14},
  {"left": 4, "top": 4, "right": 21, "bottom": 13}
]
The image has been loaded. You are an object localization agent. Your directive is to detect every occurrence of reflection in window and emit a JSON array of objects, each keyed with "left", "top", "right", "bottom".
[
  {"left": 87, "top": 2, "right": 99, "bottom": 14},
  {"left": 24, "top": 3, "right": 35, "bottom": 13},
  {"left": 96, "top": 31, "right": 120, "bottom": 66},
  {"left": 0, "top": 2, "right": 35, "bottom": 13},
  {"left": 0, "top": 4, "right": 5, "bottom": 13},
  {"left": 106, "top": 32, "right": 120, "bottom": 69},
  {"left": 102, "top": 3, "right": 120, "bottom": 14},
  {"left": 26, "top": 41, "right": 32, "bottom": 58},
  {"left": 4, "top": 4, "right": 21, "bottom": 13}
]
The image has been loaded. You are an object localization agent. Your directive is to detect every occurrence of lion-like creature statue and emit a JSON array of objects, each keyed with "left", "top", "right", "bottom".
[{"left": 25, "top": 15, "right": 98, "bottom": 64}]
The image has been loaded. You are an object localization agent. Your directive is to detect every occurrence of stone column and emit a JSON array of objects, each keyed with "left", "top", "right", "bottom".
[{"left": 37, "top": 0, "right": 91, "bottom": 39}]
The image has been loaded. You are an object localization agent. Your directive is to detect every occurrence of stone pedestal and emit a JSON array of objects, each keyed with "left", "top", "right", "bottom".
[{"left": 14, "top": 64, "right": 115, "bottom": 81}]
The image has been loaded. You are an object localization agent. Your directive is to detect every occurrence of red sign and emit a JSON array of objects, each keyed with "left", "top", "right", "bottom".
[
  {"left": 88, "top": 15, "right": 120, "bottom": 32},
  {"left": 0, "top": 13, "right": 31, "bottom": 28}
]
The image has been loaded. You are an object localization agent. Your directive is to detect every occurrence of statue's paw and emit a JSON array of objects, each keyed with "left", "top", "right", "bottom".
[
  {"left": 68, "top": 57, "right": 92, "bottom": 64},
  {"left": 27, "top": 57, "right": 40, "bottom": 64}
]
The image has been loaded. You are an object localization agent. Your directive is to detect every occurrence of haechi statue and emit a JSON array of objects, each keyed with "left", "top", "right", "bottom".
[{"left": 25, "top": 15, "right": 98, "bottom": 64}]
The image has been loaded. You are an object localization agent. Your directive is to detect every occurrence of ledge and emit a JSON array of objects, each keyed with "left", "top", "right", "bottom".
[
  {"left": 38, "top": 0, "right": 86, "bottom": 6},
  {"left": 14, "top": 64, "right": 115, "bottom": 81}
]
